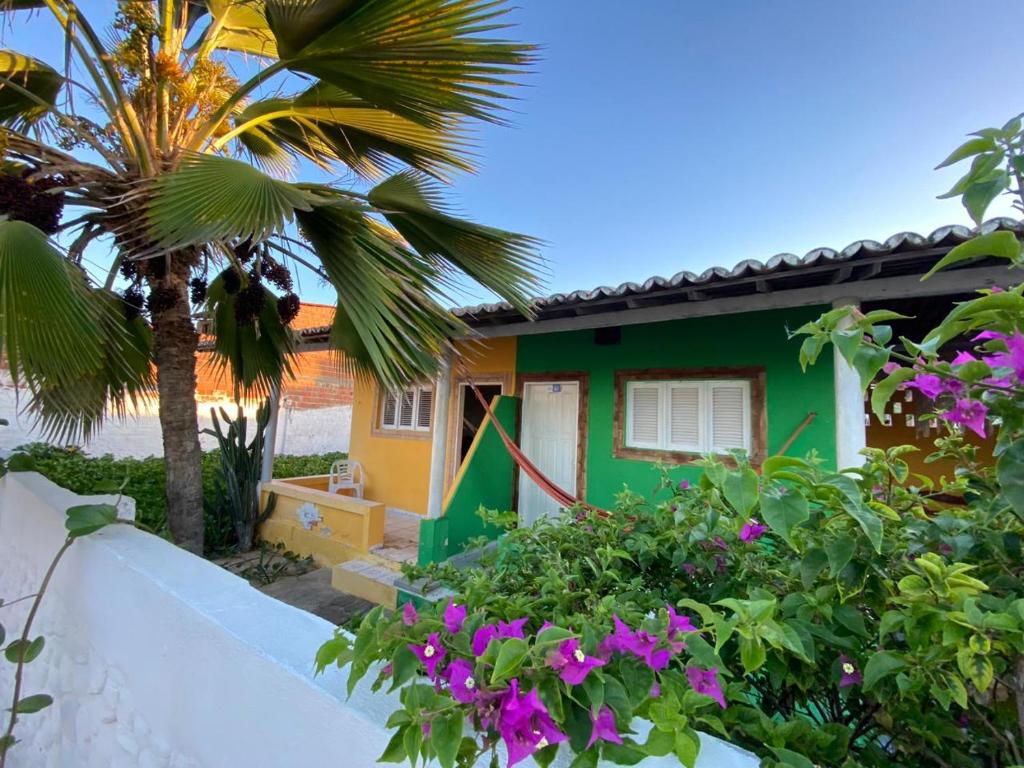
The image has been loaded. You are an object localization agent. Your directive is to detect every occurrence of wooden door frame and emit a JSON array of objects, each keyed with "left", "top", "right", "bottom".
[
  {"left": 514, "top": 372, "right": 589, "bottom": 510},
  {"left": 444, "top": 374, "right": 513, "bottom": 491}
]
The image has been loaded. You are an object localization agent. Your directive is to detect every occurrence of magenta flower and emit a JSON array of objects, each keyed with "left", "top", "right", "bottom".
[
  {"left": 882, "top": 361, "right": 901, "bottom": 374},
  {"left": 472, "top": 618, "right": 529, "bottom": 657},
  {"left": 443, "top": 601, "right": 467, "bottom": 634},
  {"left": 498, "top": 679, "right": 567, "bottom": 767},
  {"left": 988, "top": 331, "right": 1024, "bottom": 381},
  {"left": 444, "top": 658, "right": 479, "bottom": 703},
  {"left": 409, "top": 633, "right": 446, "bottom": 680},
  {"left": 712, "top": 535, "right": 729, "bottom": 551},
  {"left": 908, "top": 373, "right": 945, "bottom": 400},
  {"left": 686, "top": 666, "right": 727, "bottom": 709},
  {"left": 666, "top": 605, "right": 697, "bottom": 639},
  {"left": 402, "top": 602, "right": 418, "bottom": 626},
  {"left": 974, "top": 330, "right": 1006, "bottom": 342},
  {"left": 739, "top": 518, "right": 768, "bottom": 542},
  {"left": 678, "top": 479, "right": 691, "bottom": 490},
  {"left": 546, "top": 638, "right": 606, "bottom": 685},
  {"left": 838, "top": 655, "right": 862, "bottom": 688},
  {"left": 952, "top": 351, "right": 979, "bottom": 366},
  {"left": 681, "top": 562, "right": 697, "bottom": 575},
  {"left": 586, "top": 706, "right": 623, "bottom": 748},
  {"left": 600, "top": 614, "right": 638, "bottom": 656},
  {"left": 942, "top": 398, "right": 989, "bottom": 438}
]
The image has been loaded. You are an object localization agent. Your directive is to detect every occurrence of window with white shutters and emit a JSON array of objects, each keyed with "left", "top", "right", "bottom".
[
  {"left": 380, "top": 386, "right": 434, "bottom": 432},
  {"left": 623, "top": 378, "right": 750, "bottom": 454}
]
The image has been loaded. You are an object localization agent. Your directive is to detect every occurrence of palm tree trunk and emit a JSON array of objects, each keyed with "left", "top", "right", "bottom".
[{"left": 151, "top": 267, "right": 204, "bottom": 554}]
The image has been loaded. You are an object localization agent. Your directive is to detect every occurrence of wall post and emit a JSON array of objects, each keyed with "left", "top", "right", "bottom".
[
  {"left": 260, "top": 382, "right": 281, "bottom": 484},
  {"left": 426, "top": 355, "right": 453, "bottom": 519},
  {"left": 833, "top": 297, "right": 867, "bottom": 469}
]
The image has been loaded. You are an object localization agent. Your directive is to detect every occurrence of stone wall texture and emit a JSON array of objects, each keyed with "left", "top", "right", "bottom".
[{"left": 0, "top": 472, "right": 758, "bottom": 768}]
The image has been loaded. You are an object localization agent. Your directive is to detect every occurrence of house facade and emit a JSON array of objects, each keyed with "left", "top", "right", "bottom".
[{"left": 258, "top": 220, "right": 1016, "bottom": 605}]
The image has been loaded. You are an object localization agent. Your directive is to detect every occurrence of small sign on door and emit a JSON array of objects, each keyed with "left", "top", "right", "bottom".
[{"left": 551, "top": 384, "right": 562, "bottom": 393}]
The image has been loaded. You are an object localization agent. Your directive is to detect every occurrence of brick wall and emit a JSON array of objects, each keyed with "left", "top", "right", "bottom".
[{"left": 195, "top": 302, "right": 353, "bottom": 411}]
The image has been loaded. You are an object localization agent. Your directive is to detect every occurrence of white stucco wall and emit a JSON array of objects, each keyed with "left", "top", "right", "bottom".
[
  {"left": 0, "top": 472, "right": 758, "bottom": 768},
  {"left": 0, "top": 385, "right": 350, "bottom": 459}
]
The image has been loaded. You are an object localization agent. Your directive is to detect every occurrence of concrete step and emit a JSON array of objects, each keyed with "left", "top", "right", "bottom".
[{"left": 331, "top": 559, "right": 403, "bottom": 609}]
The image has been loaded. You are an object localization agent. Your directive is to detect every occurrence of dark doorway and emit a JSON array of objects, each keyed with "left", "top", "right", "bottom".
[{"left": 458, "top": 384, "right": 502, "bottom": 467}]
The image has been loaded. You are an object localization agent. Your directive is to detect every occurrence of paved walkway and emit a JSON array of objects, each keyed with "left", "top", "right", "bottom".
[{"left": 258, "top": 567, "right": 373, "bottom": 627}]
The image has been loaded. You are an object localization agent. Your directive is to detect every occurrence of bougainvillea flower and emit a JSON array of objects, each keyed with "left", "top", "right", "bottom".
[
  {"left": 908, "top": 373, "right": 946, "bottom": 400},
  {"left": 678, "top": 479, "right": 691, "bottom": 490},
  {"left": 838, "top": 655, "right": 862, "bottom": 687},
  {"left": 409, "top": 633, "right": 446, "bottom": 680},
  {"left": 951, "top": 351, "right": 979, "bottom": 366},
  {"left": 546, "top": 638, "right": 606, "bottom": 685},
  {"left": 498, "top": 679, "right": 568, "bottom": 767},
  {"left": 712, "top": 536, "right": 729, "bottom": 551},
  {"left": 402, "top": 602, "right": 418, "bottom": 626},
  {"left": 650, "top": 683, "right": 661, "bottom": 698},
  {"left": 621, "top": 629, "right": 670, "bottom": 671},
  {"left": 497, "top": 618, "right": 529, "bottom": 639},
  {"left": 882, "top": 361, "right": 902, "bottom": 374},
  {"left": 586, "top": 706, "right": 623, "bottom": 748},
  {"left": 444, "top": 658, "right": 479, "bottom": 703},
  {"left": 973, "top": 330, "right": 1006, "bottom": 342},
  {"left": 942, "top": 398, "right": 989, "bottom": 438},
  {"left": 666, "top": 605, "right": 697, "bottom": 639},
  {"left": 988, "top": 331, "right": 1024, "bottom": 381},
  {"left": 443, "top": 601, "right": 467, "bottom": 634},
  {"left": 472, "top": 625, "right": 499, "bottom": 657},
  {"left": 739, "top": 519, "right": 768, "bottom": 542},
  {"left": 686, "top": 666, "right": 727, "bottom": 709},
  {"left": 714, "top": 555, "right": 728, "bottom": 573},
  {"left": 681, "top": 562, "right": 697, "bottom": 575},
  {"left": 600, "top": 614, "right": 638, "bottom": 655}
]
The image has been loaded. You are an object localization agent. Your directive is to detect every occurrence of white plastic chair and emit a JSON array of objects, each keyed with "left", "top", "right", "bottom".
[{"left": 328, "top": 459, "right": 364, "bottom": 498}]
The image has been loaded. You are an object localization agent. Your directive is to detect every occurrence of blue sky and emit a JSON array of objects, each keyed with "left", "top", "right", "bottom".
[{"left": 16, "top": 1, "right": 1024, "bottom": 306}]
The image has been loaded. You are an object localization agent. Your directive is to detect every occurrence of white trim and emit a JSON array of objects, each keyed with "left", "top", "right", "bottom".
[
  {"left": 426, "top": 358, "right": 452, "bottom": 519},
  {"left": 832, "top": 298, "right": 867, "bottom": 469},
  {"left": 380, "top": 386, "right": 434, "bottom": 432}
]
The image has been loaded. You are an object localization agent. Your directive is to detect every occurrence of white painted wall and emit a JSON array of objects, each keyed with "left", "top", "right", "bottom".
[
  {"left": 0, "top": 384, "right": 350, "bottom": 459},
  {"left": 0, "top": 472, "right": 758, "bottom": 768},
  {"left": 831, "top": 298, "right": 868, "bottom": 470}
]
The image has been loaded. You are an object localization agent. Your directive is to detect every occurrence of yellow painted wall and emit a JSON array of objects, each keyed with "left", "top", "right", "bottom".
[{"left": 346, "top": 337, "right": 517, "bottom": 515}]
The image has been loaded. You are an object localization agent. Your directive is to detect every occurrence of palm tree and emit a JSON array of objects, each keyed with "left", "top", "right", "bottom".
[{"left": 0, "top": 0, "right": 540, "bottom": 553}]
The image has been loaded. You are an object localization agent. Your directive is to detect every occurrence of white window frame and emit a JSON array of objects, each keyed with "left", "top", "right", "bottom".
[
  {"left": 380, "top": 385, "right": 434, "bottom": 432},
  {"left": 624, "top": 378, "right": 751, "bottom": 455}
]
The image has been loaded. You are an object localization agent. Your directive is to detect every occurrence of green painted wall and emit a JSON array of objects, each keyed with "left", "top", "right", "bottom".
[
  {"left": 516, "top": 307, "right": 836, "bottom": 509},
  {"left": 418, "top": 395, "right": 518, "bottom": 565}
]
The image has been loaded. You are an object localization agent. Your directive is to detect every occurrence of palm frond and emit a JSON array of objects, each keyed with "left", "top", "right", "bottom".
[
  {"left": 0, "top": 220, "right": 153, "bottom": 442},
  {"left": 294, "top": 199, "right": 464, "bottom": 388},
  {"left": 203, "top": 267, "right": 298, "bottom": 396},
  {"left": 231, "top": 83, "right": 475, "bottom": 179},
  {"left": 196, "top": 0, "right": 279, "bottom": 58},
  {"left": 266, "top": 0, "right": 536, "bottom": 128},
  {"left": 0, "top": 50, "right": 63, "bottom": 126},
  {"left": 367, "top": 170, "right": 541, "bottom": 314},
  {"left": 147, "top": 153, "right": 314, "bottom": 250}
]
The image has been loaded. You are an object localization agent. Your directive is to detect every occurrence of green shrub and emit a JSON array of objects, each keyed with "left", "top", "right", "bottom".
[{"left": 13, "top": 443, "right": 345, "bottom": 553}]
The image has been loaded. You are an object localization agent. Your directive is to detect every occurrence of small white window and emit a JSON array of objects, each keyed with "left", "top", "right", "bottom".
[
  {"left": 624, "top": 378, "right": 750, "bottom": 454},
  {"left": 381, "top": 386, "right": 434, "bottom": 432}
]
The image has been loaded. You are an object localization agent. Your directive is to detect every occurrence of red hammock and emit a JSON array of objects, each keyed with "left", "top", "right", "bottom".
[{"left": 468, "top": 383, "right": 608, "bottom": 515}]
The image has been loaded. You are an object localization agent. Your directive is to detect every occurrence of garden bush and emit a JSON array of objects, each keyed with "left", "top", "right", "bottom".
[
  {"left": 12, "top": 443, "right": 344, "bottom": 553},
  {"left": 316, "top": 115, "right": 1024, "bottom": 768}
]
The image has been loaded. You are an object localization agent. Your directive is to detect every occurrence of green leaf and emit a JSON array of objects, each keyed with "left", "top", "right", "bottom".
[
  {"left": 863, "top": 651, "right": 906, "bottom": 691},
  {"left": 0, "top": 50, "right": 63, "bottom": 125},
  {"left": 602, "top": 741, "right": 646, "bottom": 765},
  {"left": 65, "top": 503, "right": 118, "bottom": 538},
  {"left": 388, "top": 644, "right": 420, "bottom": 692},
  {"left": 12, "top": 693, "right": 52, "bottom": 714},
  {"left": 4, "top": 636, "right": 43, "bottom": 664},
  {"left": 377, "top": 728, "right": 407, "bottom": 763},
  {"left": 770, "top": 747, "right": 817, "bottom": 768},
  {"left": 871, "top": 368, "right": 915, "bottom": 421},
  {"left": 830, "top": 328, "right": 864, "bottom": 368},
  {"left": 852, "top": 345, "right": 891, "bottom": 393},
  {"left": 826, "top": 536, "right": 857, "bottom": 574},
  {"left": 963, "top": 174, "right": 1010, "bottom": 224},
  {"left": 922, "top": 230, "right": 1022, "bottom": 279},
  {"left": 430, "top": 710, "right": 463, "bottom": 768},
  {"left": 673, "top": 729, "right": 701, "bottom": 768},
  {"left": 800, "top": 549, "right": 829, "bottom": 589},
  {"left": 825, "top": 475, "right": 883, "bottom": 553},
  {"left": 739, "top": 635, "right": 766, "bottom": 673},
  {"left": 997, "top": 440, "right": 1024, "bottom": 519},
  {"left": 760, "top": 487, "right": 809, "bottom": 547},
  {"left": 722, "top": 468, "right": 759, "bottom": 516},
  {"left": 490, "top": 637, "right": 529, "bottom": 684},
  {"left": 935, "top": 136, "right": 997, "bottom": 169}
]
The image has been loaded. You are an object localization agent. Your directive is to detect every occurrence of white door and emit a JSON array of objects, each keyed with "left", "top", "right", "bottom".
[{"left": 518, "top": 381, "right": 580, "bottom": 525}]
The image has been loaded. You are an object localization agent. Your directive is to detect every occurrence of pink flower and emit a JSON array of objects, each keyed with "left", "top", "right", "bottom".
[
  {"left": 942, "top": 398, "right": 989, "bottom": 439},
  {"left": 409, "top": 633, "right": 446, "bottom": 680},
  {"left": 402, "top": 602, "right": 418, "bottom": 626},
  {"left": 681, "top": 562, "right": 697, "bottom": 575},
  {"left": 907, "top": 373, "right": 946, "bottom": 400},
  {"left": 498, "top": 679, "right": 567, "bottom": 767},
  {"left": 988, "top": 331, "right": 1024, "bottom": 381},
  {"left": 472, "top": 618, "right": 529, "bottom": 657},
  {"left": 443, "top": 658, "right": 479, "bottom": 703},
  {"left": 952, "top": 351, "right": 979, "bottom": 366},
  {"left": 650, "top": 682, "right": 661, "bottom": 698},
  {"left": 443, "top": 601, "right": 467, "bottom": 634},
  {"left": 974, "top": 330, "right": 1006, "bottom": 342},
  {"left": 600, "top": 615, "right": 637, "bottom": 657},
  {"left": 882, "top": 361, "right": 902, "bottom": 374},
  {"left": 686, "top": 666, "right": 727, "bottom": 709},
  {"left": 838, "top": 655, "right": 862, "bottom": 688},
  {"left": 666, "top": 605, "right": 698, "bottom": 639},
  {"left": 586, "top": 706, "right": 623, "bottom": 748},
  {"left": 678, "top": 479, "right": 691, "bottom": 490},
  {"left": 739, "top": 519, "right": 768, "bottom": 542},
  {"left": 712, "top": 535, "right": 729, "bottom": 551},
  {"left": 546, "top": 638, "right": 606, "bottom": 685}
]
